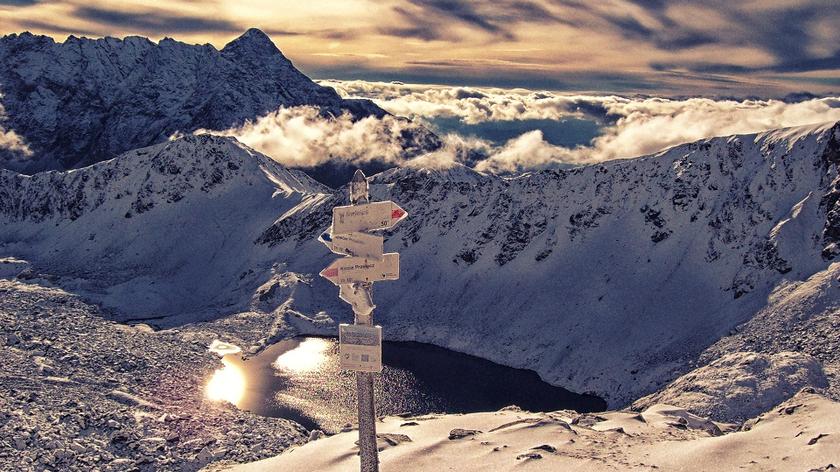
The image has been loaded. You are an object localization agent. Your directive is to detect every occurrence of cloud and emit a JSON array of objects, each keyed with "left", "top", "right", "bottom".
[
  {"left": 72, "top": 5, "right": 243, "bottom": 34},
  {"left": 405, "top": 0, "right": 514, "bottom": 39},
  {"left": 473, "top": 130, "right": 576, "bottom": 173},
  {"left": 199, "top": 81, "right": 840, "bottom": 177},
  {"left": 0, "top": 0, "right": 40, "bottom": 5},
  {"left": 197, "top": 106, "right": 424, "bottom": 168},
  {"left": 322, "top": 80, "right": 840, "bottom": 170},
  {"left": 321, "top": 79, "right": 636, "bottom": 126},
  {"left": 586, "top": 96, "right": 840, "bottom": 162},
  {"left": 0, "top": 127, "right": 31, "bottom": 156},
  {"left": 377, "top": 6, "right": 455, "bottom": 42}
]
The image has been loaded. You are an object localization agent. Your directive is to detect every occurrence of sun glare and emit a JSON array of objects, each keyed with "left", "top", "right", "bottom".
[
  {"left": 206, "top": 358, "right": 246, "bottom": 405},
  {"left": 272, "top": 338, "right": 330, "bottom": 373}
]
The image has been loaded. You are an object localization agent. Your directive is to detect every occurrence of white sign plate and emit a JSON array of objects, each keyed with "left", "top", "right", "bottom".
[
  {"left": 339, "top": 324, "right": 382, "bottom": 373},
  {"left": 320, "top": 253, "right": 399, "bottom": 285},
  {"left": 319, "top": 230, "right": 384, "bottom": 259},
  {"left": 332, "top": 201, "right": 408, "bottom": 234}
]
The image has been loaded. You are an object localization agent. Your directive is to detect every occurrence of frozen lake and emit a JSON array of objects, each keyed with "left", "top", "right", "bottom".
[{"left": 216, "top": 336, "right": 606, "bottom": 433}]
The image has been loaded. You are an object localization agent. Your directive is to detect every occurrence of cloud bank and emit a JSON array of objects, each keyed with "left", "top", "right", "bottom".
[
  {"left": 325, "top": 80, "right": 840, "bottom": 171},
  {"left": 203, "top": 81, "right": 840, "bottom": 175},
  {"left": 197, "top": 106, "right": 424, "bottom": 168}
]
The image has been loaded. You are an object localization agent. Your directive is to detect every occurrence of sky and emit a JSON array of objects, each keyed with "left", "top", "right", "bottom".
[{"left": 2, "top": 0, "right": 840, "bottom": 95}]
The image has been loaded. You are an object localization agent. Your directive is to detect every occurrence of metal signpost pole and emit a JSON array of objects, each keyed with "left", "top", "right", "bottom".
[
  {"left": 320, "top": 169, "right": 407, "bottom": 472},
  {"left": 349, "top": 172, "right": 379, "bottom": 472}
]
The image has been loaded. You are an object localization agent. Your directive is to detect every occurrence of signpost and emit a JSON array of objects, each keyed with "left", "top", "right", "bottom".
[{"left": 320, "top": 170, "right": 408, "bottom": 472}]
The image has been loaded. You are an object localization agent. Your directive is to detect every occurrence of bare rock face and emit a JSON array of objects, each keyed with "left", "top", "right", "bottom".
[
  {"left": 0, "top": 29, "right": 436, "bottom": 173},
  {"left": 632, "top": 352, "right": 828, "bottom": 422}
]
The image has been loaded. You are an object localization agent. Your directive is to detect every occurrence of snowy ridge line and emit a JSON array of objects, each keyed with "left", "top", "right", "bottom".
[{"left": 0, "top": 134, "right": 330, "bottom": 222}]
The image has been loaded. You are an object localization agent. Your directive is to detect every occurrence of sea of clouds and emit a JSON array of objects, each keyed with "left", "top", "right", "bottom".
[{"left": 202, "top": 80, "right": 840, "bottom": 174}]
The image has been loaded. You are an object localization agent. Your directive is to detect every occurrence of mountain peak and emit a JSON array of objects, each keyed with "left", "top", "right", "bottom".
[
  {"left": 0, "top": 29, "right": 400, "bottom": 173},
  {"left": 222, "top": 28, "right": 279, "bottom": 56}
]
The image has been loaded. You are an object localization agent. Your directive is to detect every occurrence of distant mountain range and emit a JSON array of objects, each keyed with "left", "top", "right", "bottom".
[
  {"left": 2, "top": 121, "right": 838, "bottom": 408},
  {"left": 0, "top": 28, "right": 438, "bottom": 176}
]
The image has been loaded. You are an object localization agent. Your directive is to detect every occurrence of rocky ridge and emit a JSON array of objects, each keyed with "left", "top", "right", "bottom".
[{"left": 0, "top": 28, "right": 437, "bottom": 173}]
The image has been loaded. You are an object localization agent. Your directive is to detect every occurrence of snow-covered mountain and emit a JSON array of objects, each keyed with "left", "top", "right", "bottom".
[
  {"left": 317, "top": 121, "right": 840, "bottom": 407},
  {"left": 2, "top": 122, "right": 839, "bottom": 408},
  {"left": 0, "top": 134, "right": 335, "bottom": 324},
  {"left": 0, "top": 29, "right": 437, "bottom": 174}
]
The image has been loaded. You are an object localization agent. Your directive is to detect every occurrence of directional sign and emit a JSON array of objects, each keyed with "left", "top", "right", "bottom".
[
  {"left": 319, "top": 229, "right": 384, "bottom": 259},
  {"left": 320, "top": 253, "right": 399, "bottom": 285},
  {"left": 339, "top": 324, "right": 382, "bottom": 373},
  {"left": 332, "top": 201, "right": 408, "bottom": 234}
]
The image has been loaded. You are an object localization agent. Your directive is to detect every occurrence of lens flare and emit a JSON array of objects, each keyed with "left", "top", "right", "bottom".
[
  {"left": 273, "top": 338, "right": 330, "bottom": 373},
  {"left": 206, "top": 358, "right": 245, "bottom": 405}
]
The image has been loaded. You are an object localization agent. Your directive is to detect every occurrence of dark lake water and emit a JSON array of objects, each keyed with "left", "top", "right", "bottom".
[{"left": 217, "top": 337, "right": 605, "bottom": 433}]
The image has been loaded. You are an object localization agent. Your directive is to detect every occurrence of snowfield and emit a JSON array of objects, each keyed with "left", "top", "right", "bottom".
[
  {"left": 632, "top": 351, "right": 828, "bottom": 422},
  {"left": 208, "top": 390, "right": 839, "bottom": 471}
]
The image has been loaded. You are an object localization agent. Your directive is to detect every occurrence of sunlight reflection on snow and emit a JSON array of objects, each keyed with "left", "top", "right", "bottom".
[
  {"left": 272, "top": 338, "right": 330, "bottom": 373},
  {"left": 206, "top": 358, "right": 245, "bottom": 405}
]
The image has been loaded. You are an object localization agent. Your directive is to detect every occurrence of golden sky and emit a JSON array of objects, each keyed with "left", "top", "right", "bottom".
[{"left": 2, "top": 0, "right": 839, "bottom": 94}]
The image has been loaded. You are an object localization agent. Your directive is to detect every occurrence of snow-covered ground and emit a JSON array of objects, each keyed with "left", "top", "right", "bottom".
[
  {"left": 701, "top": 262, "right": 840, "bottom": 410},
  {"left": 0, "top": 279, "right": 306, "bottom": 471},
  {"left": 208, "top": 390, "right": 839, "bottom": 471},
  {"left": 632, "top": 351, "right": 828, "bottom": 422}
]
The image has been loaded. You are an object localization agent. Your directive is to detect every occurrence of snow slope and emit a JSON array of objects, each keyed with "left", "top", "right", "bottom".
[
  {"left": 262, "top": 120, "right": 840, "bottom": 407},
  {"left": 210, "top": 390, "right": 840, "bottom": 472},
  {"left": 0, "top": 29, "right": 437, "bottom": 173},
  {"left": 698, "top": 261, "right": 840, "bottom": 409},
  {"left": 2, "top": 122, "right": 840, "bottom": 410},
  {"left": 632, "top": 351, "right": 828, "bottom": 422},
  {"left": 0, "top": 134, "right": 335, "bottom": 324}
]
